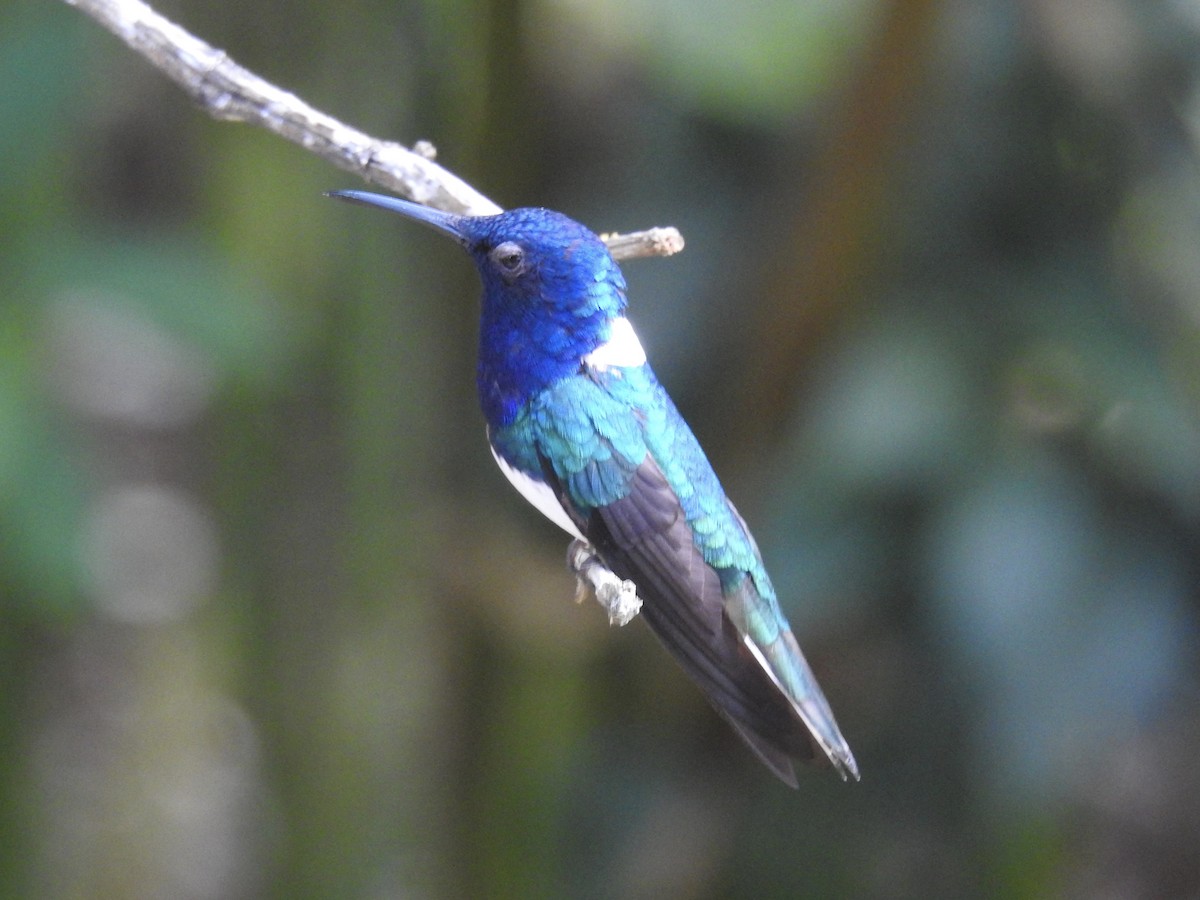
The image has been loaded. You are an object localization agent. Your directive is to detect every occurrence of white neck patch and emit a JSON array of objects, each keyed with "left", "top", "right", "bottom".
[{"left": 584, "top": 317, "right": 647, "bottom": 371}]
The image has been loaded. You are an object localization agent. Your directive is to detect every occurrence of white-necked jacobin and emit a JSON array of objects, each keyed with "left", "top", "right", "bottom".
[{"left": 328, "top": 189, "right": 859, "bottom": 786}]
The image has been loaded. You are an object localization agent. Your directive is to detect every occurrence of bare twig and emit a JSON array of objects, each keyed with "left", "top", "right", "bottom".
[
  {"left": 599, "top": 227, "right": 687, "bottom": 260},
  {"left": 61, "top": 0, "right": 684, "bottom": 260}
]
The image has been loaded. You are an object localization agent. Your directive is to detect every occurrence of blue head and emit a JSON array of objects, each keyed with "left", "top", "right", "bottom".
[{"left": 329, "top": 191, "right": 628, "bottom": 426}]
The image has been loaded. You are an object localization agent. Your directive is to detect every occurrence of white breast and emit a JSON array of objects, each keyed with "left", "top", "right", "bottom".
[
  {"left": 488, "top": 317, "right": 645, "bottom": 538},
  {"left": 489, "top": 444, "right": 585, "bottom": 540}
]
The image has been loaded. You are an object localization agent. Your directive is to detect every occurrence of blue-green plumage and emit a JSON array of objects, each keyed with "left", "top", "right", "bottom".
[{"left": 328, "top": 189, "right": 859, "bottom": 785}]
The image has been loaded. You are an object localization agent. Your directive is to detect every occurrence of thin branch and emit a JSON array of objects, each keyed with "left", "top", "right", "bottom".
[
  {"left": 599, "top": 227, "right": 686, "bottom": 260},
  {"left": 61, "top": 0, "right": 685, "bottom": 260}
]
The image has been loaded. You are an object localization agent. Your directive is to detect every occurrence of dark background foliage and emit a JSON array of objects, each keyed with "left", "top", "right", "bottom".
[{"left": 3, "top": 0, "right": 1199, "bottom": 896}]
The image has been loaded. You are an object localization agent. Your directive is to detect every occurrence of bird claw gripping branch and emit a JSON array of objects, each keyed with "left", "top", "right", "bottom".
[{"left": 568, "top": 538, "right": 643, "bottom": 627}]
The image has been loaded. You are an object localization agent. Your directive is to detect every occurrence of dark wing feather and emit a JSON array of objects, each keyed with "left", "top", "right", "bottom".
[{"left": 544, "top": 452, "right": 819, "bottom": 786}]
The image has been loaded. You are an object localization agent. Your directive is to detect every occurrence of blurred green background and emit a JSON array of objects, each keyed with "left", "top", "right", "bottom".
[{"left": 4, "top": 0, "right": 1200, "bottom": 896}]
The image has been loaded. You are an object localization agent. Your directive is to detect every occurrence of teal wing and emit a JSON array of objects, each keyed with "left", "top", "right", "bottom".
[{"left": 492, "top": 367, "right": 858, "bottom": 784}]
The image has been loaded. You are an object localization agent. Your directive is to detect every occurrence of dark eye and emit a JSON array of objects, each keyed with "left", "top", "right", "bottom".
[{"left": 490, "top": 241, "right": 526, "bottom": 277}]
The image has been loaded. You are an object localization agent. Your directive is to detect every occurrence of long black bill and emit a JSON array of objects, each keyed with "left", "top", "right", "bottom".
[{"left": 325, "top": 190, "right": 469, "bottom": 244}]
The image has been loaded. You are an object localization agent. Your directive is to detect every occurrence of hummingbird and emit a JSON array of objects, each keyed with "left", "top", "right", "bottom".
[{"left": 328, "top": 189, "right": 859, "bottom": 785}]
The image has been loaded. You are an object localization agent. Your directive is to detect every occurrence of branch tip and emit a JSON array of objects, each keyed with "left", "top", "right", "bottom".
[{"left": 64, "top": 0, "right": 684, "bottom": 259}]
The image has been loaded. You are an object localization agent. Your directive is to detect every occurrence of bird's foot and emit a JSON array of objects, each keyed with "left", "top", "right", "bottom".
[{"left": 567, "top": 539, "right": 642, "bottom": 627}]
